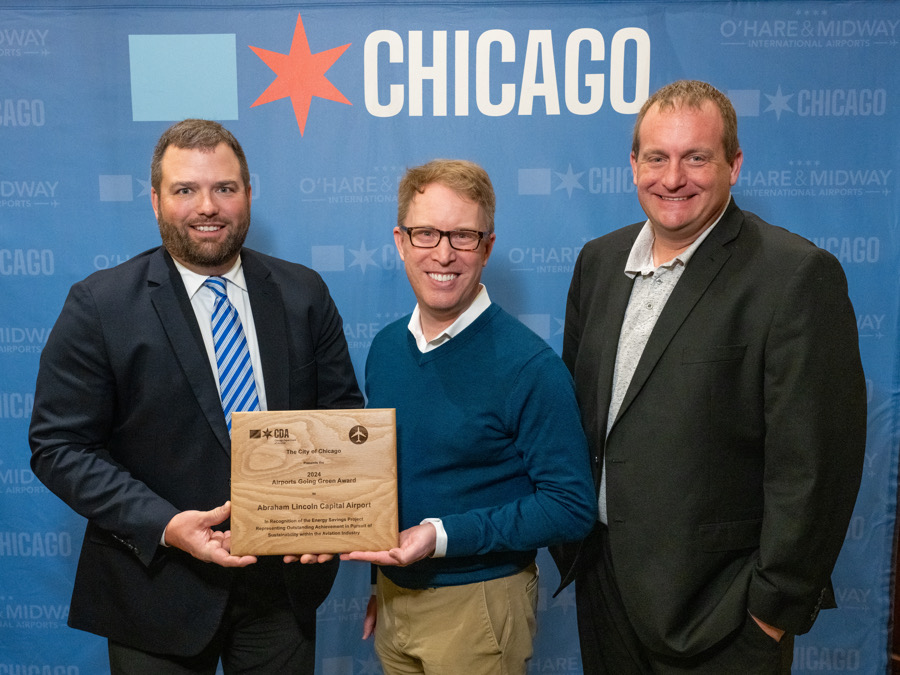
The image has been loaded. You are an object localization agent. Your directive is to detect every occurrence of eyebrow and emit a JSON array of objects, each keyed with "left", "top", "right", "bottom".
[
  {"left": 640, "top": 146, "right": 716, "bottom": 157},
  {"left": 169, "top": 179, "right": 240, "bottom": 189}
]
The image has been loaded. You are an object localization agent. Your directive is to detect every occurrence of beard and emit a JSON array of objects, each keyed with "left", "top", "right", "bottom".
[{"left": 157, "top": 211, "right": 251, "bottom": 271}]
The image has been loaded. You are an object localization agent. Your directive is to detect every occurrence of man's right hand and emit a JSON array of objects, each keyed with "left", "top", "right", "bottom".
[
  {"left": 363, "top": 594, "right": 377, "bottom": 640},
  {"left": 164, "top": 501, "right": 257, "bottom": 567}
]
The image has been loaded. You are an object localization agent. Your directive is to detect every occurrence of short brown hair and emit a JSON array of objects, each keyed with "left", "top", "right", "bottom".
[
  {"left": 397, "top": 159, "right": 496, "bottom": 233},
  {"left": 150, "top": 119, "right": 250, "bottom": 192},
  {"left": 632, "top": 80, "right": 740, "bottom": 162}
]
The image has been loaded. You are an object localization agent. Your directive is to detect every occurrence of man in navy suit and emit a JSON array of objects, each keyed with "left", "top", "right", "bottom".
[
  {"left": 554, "top": 81, "right": 867, "bottom": 673},
  {"left": 29, "top": 119, "right": 363, "bottom": 673}
]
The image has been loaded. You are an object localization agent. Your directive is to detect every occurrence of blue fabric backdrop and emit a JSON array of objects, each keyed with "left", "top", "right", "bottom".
[{"left": 1, "top": 1, "right": 897, "bottom": 672}]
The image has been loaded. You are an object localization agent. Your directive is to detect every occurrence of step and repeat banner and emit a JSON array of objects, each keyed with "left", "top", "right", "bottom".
[{"left": 1, "top": 1, "right": 898, "bottom": 672}]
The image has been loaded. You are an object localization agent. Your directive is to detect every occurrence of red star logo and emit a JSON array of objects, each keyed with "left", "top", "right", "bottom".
[{"left": 249, "top": 14, "right": 351, "bottom": 136}]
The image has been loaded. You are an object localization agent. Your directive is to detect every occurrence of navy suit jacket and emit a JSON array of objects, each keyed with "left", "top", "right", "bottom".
[
  {"left": 553, "top": 199, "right": 866, "bottom": 658},
  {"left": 29, "top": 246, "right": 363, "bottom": 655}
]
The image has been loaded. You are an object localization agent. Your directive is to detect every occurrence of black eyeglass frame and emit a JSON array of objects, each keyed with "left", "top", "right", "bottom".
[{"left": 399, "top": 225, "right": 488, "bottom": 251}]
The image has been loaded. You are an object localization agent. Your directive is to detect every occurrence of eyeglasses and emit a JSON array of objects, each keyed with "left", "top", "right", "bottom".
[{"left": 400, "top": 226, "right": 488, "bottom": 251}]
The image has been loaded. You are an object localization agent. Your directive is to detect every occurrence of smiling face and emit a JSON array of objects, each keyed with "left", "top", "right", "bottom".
[
  {"left": 151, "top": 143, "right": 252, "bottom": 276},
  {"left": 394, "top": 182, "right": 495, "bottom": 340},
  {"left": 631, "top": 99, "right": 743, "bottom": 255}
]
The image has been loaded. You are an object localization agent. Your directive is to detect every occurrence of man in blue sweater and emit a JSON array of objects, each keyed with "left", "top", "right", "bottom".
[{"left": 341, "top": 159, "right": 596, "bottom": 674}]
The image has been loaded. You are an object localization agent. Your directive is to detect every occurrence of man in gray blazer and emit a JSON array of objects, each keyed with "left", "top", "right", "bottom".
[
  {"left": 29, "top": 119, "right": 362, "bottom": 673},
  {"left": 554, "top": 80, "right": 866, "bottom": 673}
]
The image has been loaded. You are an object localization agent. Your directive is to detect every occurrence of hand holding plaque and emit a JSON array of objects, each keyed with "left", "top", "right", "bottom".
[
  {"left": 230, "top": 409, "right": 398, "bottom": 556},
  {"left": 340, "top": 521, "right": 437, "bottom": 566}
]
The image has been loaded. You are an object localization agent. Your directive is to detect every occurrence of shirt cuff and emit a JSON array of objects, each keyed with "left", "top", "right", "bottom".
[{"left": 420, "top": 518, "right": 447, "bottom": 558}]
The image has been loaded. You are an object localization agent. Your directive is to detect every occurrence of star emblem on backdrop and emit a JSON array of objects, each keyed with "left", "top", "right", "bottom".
[
  {"left": 349, "top": 242, "right": 380, "bottom": 273},
  {"left": 551, "top": 588, "right": 577, "bottom": 613},
  {"left": 764, "top": 86, "right": 794, "bottom": 121},
  {"left": 555, "top": 164, "right": 585, "bottom": 198},
  {"left": 250, "top": 13, "right": 352, "bottom": 136},
  {"left": 356, "top": 654, "right": 382, "bottom": 675},
  {"left": 136, "top": 178, "right": 152, "bottom": 197}
]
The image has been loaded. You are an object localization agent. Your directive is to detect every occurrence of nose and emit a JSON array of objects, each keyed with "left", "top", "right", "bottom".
[
  {"left": 661, "top": 161, "right": 686, "bottom": 191},
  {"left": 431, "top": 235, "right": 457, "bottom": 263},
  {"left": 197, "top": 190, "right": 219, "bottom": 216}
]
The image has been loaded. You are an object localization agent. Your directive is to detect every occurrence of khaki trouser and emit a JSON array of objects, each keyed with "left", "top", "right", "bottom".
[{"left": 375, "top": 563, "right": 538, "bottom": 675}]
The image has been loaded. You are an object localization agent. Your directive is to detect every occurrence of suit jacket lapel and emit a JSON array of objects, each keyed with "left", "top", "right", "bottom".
[
  {"left": 596, "top": 246, "right": 636, "bottom": 430},
  {"left": 613, "top": 202, "right": 742, "bottom": 427},
  {"left": 242, "top": 251, "right": 290, "bottom": 411},
  {"left": 147, "top": 249, "right": 231, "bottom": 452}
]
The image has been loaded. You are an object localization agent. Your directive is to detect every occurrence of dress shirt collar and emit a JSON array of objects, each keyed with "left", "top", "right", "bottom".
[
  {"left": 172, "top": 255, "right": 248, "bottom": 298},
  {"left": 624, "top": 203, "right": 728, "bottom": 278},
  {"left": 408, "top": 284, "right": 491, "bottom": 353}
]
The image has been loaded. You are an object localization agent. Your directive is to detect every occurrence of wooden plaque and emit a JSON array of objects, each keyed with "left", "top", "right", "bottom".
[{"left": 230, "top": 408, "right": 397, "bottom": 556}]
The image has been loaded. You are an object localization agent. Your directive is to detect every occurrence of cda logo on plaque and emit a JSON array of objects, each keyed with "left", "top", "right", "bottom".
[{"left": 230, "top": 408, "right": 397, "bottom": 555}]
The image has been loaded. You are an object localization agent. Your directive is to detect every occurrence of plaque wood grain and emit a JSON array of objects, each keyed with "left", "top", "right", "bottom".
[{"left": 230, "top": 409, "right": 397, "bottom": 555}]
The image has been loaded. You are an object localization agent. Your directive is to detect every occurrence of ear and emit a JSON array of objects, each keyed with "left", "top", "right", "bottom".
[
  {"left": 393, "top": 227, "right": 407, "bottom": 262},
  {"left": 728, "top": 148, "right": 744, "bottom": 186},
  {"left": 151, "top": 188, "right": 160, "bottom": 219},
  {"left": 481, "top": 232, "right": 496, "bottom": 267}
]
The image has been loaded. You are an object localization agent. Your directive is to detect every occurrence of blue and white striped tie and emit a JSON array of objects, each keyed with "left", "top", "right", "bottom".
[{"left": 204, "top": 276, "right": 260, "bottom": 433}]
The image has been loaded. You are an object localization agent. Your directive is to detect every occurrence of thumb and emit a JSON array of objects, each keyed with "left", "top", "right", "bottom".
[{"left": 205, "top": 501, "right": 232, "bottom": 527}]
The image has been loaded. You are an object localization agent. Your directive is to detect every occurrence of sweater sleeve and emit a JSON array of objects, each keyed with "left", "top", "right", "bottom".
[{"left": 440, "top": 350, "right": 597, "bottom": 556}]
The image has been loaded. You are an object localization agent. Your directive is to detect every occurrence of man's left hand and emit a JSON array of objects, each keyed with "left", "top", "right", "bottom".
[
  {"left": 750, "top": 613, "right": 785, "bottom": 642},
  {"left": 340, "top": 522, "right": 437, "bottom": 566}
]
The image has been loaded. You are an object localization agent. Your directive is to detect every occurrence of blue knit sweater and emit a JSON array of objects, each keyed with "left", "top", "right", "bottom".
[{"left": 365, "top": 303, "right": 596, "bottom": 589}]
